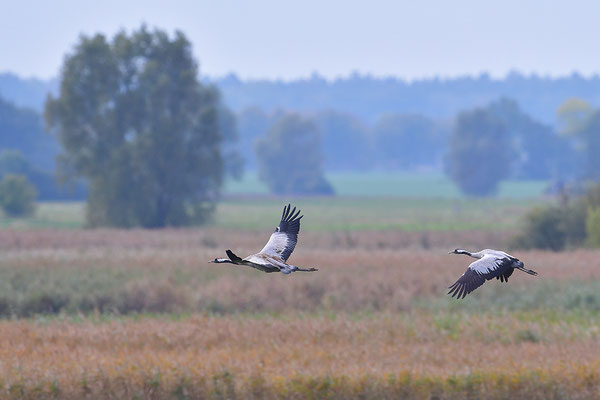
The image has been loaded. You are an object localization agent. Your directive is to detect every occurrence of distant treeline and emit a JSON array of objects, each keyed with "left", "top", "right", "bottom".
[
  {"left": 0, "top": 73, "right": 57, "bottom": 111},
  {"left": 0, "top": 97, "right": 86, "bottom": 200},
  {"left": 0, "top": 71, "right": 588, "bottom": 200},
  {"left": 3, "top": 71, "right": 600, "bottom": 123},
  {"left": 238, "top": 98, "right": 576, "bottom": 181},
  {"left": 214, "top": 72, "right": 600, "bottom": 124}
]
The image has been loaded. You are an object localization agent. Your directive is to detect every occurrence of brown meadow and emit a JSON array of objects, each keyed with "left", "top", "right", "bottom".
[
  {"left": 1, "top": 314, "right": 599, "bottom": 399},
  {"left": 0, "top": 225, "right": 599, "bottom": 398}
]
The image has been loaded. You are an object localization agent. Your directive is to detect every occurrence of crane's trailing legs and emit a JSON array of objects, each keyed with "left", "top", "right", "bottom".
[
  {"left": 514, "top": 261, "right": 538, "bottom": 276},
  {"left": 280, "top": 265, "right": 318, "bottom": 274}
]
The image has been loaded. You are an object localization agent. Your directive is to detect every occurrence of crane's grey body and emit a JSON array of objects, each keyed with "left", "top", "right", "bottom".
[
  {"left": 448, "top": 248, "right": 538, "bottom": 298},
  {"left": 210, "top": 204, "right": 318, "bottom": 274}
]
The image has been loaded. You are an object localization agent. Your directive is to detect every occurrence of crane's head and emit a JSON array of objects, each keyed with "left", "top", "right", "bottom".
[
  {"left": 209, "top": 258, "right": 230, "bottom": 263},
  {"left": 449, "top": 248, "right": 471, "bottom": 255}
]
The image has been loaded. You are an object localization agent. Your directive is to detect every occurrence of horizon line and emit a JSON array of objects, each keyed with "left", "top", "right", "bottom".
[{"left": 2, "top": 68, "right": 600, "bottom": 85}]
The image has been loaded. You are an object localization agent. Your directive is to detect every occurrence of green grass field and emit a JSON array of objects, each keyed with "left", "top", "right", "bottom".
[
  {"left": 0, "top": 196, "right": 546, "bottom": 232},
  {"left": 0, "top": 172, "right": 550, "bottom": 231},
  {"left": 224, "top": 171, "right": 549, "bottom": 198}
]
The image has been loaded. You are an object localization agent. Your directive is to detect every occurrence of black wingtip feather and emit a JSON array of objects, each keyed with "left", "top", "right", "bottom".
[
  {"left": 454, "top": 286, "right": 461, "bottom": 298},
  {"left": 448, "top": 283, "right": 459, "bottom": 297},
  {"left": 290, "top": 209, "right": 301, "bottom": 222},
  {"left": 281, "top": 204, "right": 304, "bottom": 223}
]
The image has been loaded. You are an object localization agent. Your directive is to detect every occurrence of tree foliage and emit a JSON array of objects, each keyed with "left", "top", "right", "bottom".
[
  {"left": 556, "top": 98, "right": 600, "bottom": 180},
  {"left": 236, "top": 107, "right": 272, "bottom": 170},
  {"left": 0, "top": 173, "right": 37, "bottom": 217},
  {"left": 586, "top": 207, "right": 600, "bottom": 247},
  {"left": 45, "top": 26, "right": 228, "bottom": 227},
  {"left": 445, "top": 108, "right": 513, "bottom": 196},
  {"left": 215, "top": 71, "right": 600, "bottom": 125},
  {"left": 557, "top": 98, "right": 594, "bottom": 136},
  {"left": 373, "top": 113, "right": 445, "bottom": 170},
  {"left": 510, "top": 185, "right": 600, "bottom": 251},
  {"left": 488, "top": 98, "right": 577, "bottom": 180},
  {"left": 0, "top": 149, "right": 86, "bottom": 200},
  {"left": 313, "top": 111, "right": 371, "bottom": 170},
  {"left": 0, "top": 96, "right": 59, "bottom": 171},
  {"left": 255, "top": 114, "right": 334, "bottom": 195},
  {"left": 218, "top": 107, "right": 244, "bottom": 180}
]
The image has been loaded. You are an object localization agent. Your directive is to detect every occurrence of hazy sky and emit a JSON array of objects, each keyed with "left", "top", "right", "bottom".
[{"left": 2, "top": 0, "right": 599, "bottom": 81}]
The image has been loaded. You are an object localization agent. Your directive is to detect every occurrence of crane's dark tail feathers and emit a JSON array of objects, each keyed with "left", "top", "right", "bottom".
[
  {"left": 225, "top": 249, "right": 243, "bottom": 264},
  {"left": 516, "top": 266, "right": 538, "bottom": 276}
]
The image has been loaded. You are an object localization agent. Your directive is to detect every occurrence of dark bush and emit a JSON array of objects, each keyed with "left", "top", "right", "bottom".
[
  {"left": 20, "top": 292, "right": 70, "bottom": 316},
  {"left": 586, "top": 207, "right": 600, "bottom": 247},
  {"left": 118, "top": 282, "right": 189, "bottom": 314},
  {"left": 78, "top": 293, "right": 119, "bottom": 314},
  {"left": 510, "top": 185, "right": 599, "bottom": 250},
  {"left": 0, "top": 297, "right": 11, "bottom": 317},
  {"left": 0, "top": 173, "right": 37, "bottom": 217},
  {"left": 510, "top": 206, "right": 568, "bottom": 251},
  {"left": 562, "top": 201, "right": 588, "bottom": 245}
]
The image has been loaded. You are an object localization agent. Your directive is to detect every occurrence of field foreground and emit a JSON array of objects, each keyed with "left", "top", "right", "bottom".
[
  {"left": 2, "top": 313, "right": 600, "bottom": 399},
  {"left": 1, "top": 198, "right": 600, "bottom": 399}
]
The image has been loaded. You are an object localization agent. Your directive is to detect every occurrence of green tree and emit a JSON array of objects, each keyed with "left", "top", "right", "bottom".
[
  {"left": 0, "top": 96, "right": 59, "bottom": 171},
  {"left": 488, "top": 98, "right": 577, "bottom": 180},
  {"left": 557, "top": 98, "right": 600, "bottom": 180},
  {"left": 236, "top": 107, "right": 272, "bottom": 170},
  {"left": 0, "top": 174, "right": 37, "bottom": 217},
  {"left": 372, "top": 113, "right": 444, "bottom": 169},
  {"left": 45, "top": 26, "right": 228, "bottom": 227},
  {"left": 586, "top": 207, "right": 600, "bottom": 247},
  {"left": 313, "top": 110, "right": 371, "bottom": 170},
  {"left": 218, "top": 107, "right": 244, "bottom": 180},
  {"left": 0, "top": 149, "right": 86, "bottom": 200},
  {"left": 445, "top": 108, "right": 513, "bottom": 196},
  {"left": 255, "top": 114, "right": 334, "bottom": 195},
  {"left": 511, "top": 206, "right": 568, "bottom": 251},
  {"left": 557, "top": 98, "right": 594, "bottom": 136}
]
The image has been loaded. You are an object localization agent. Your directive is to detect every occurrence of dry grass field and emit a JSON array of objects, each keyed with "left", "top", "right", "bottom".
[
  {"left": 2, "top": 313, "right": 600, "bottom": 399},
  {"left": 0, "top": 199, "right": 599, "bottom": 398}
]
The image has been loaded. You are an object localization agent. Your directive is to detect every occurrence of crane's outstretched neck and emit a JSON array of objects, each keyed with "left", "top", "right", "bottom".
[
  {"left": 210, "top": 249, "right": 244, "bottom": 265},
  {"left": 450, "top": 248, "right": 473, "bottom": 257},
  {"left": 210, "top": 258, "right": 234, "bottom": 264}
]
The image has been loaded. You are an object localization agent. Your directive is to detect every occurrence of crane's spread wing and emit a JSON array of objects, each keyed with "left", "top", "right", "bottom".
[
  {"left": 259, "top": 204, "right": 303, "bottom": 261},
  {"left": 448, "top": 255, "right": 513, "bottom": 299},
  {"left": 496, "top": 265, "right": 514, "bottom": 282}
]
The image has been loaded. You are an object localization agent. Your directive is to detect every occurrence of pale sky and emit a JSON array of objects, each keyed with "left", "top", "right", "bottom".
[{"left": 2, "top": 0, "right": 599, "bottom": 81}]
